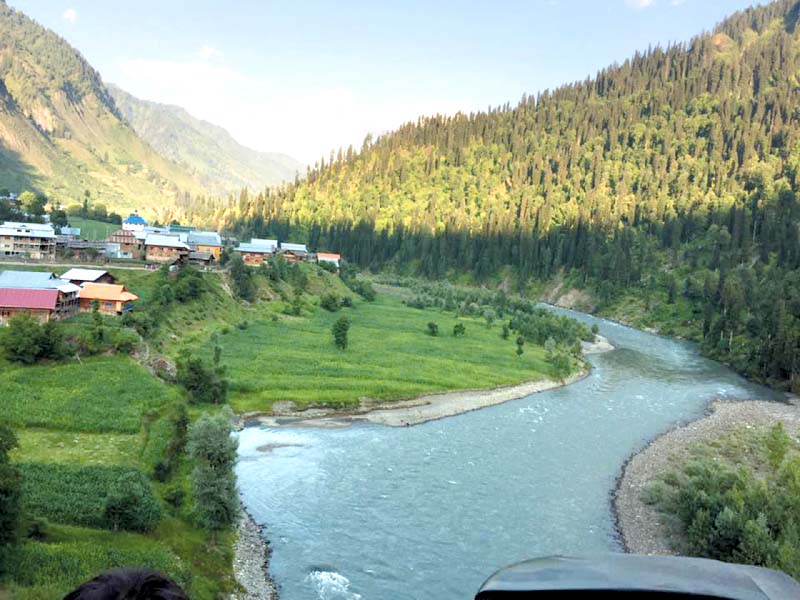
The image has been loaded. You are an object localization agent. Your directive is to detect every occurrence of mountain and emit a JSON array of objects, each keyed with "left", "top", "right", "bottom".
[
  {"left": 108, "top": 84, "right": 301, "bottom": 195},
  {"left": 0, "top": 1, "right": 215, "bottom": 216},
  {"left": 227, "top": 0, "right": 799, "bottom": 391}
]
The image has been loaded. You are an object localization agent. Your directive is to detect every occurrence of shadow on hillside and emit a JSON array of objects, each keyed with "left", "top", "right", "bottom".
[{"left": 0, "top": 142, "right": 44, "bottom": 196}]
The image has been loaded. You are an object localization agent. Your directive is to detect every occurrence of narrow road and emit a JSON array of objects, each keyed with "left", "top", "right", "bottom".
[{"left": 0, "top": 260, "right": 151, "bottom": 271}]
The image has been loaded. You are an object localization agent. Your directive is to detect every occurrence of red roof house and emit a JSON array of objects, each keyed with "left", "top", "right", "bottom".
[{"left": 0, "top": 288, "right": 59, "bottom": 325}]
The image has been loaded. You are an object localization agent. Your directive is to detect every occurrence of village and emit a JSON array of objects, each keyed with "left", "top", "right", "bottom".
[{"left": 0, "top": 210, "right": 341, "bottom": 325}]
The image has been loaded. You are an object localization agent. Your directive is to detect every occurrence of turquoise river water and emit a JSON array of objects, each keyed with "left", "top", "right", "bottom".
[{"left": 236, "top": 309, "right": 781, "bottom": 599}]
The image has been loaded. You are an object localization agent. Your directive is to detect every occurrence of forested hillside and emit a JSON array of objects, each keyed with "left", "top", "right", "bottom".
[
  {"left": 223, "top": 0, "right": 800, "bottom": 392},
  {"left": 108, "top": 85, "right": 301, "bottom": 195},
  {"left": 0, "top": 1, "right": 202, "bottom": 213}
]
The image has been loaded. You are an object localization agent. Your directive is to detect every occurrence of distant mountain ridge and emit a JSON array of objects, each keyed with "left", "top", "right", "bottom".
[
  {"left": 0, "top": 0, "right": 205, "bottom": 215},
  {"left": 108, "top": 85, "right": 301, "bottom": 194},
  {"left": 0, "top": 0, "right": 298, "bottom": 217}
]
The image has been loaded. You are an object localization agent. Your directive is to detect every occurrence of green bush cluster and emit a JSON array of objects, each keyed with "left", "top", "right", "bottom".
[
  {"left": 649, "top": 424, "right": 800, "bottom": 578},
  {"left": 19, "top": 463, "right": 161, "bottom": 533},
  {"left": 0, "top": 316, "right": 65, "bottom": 364},
  {"left": 141, "top": 404, "right": 189, "bottom": 481}
]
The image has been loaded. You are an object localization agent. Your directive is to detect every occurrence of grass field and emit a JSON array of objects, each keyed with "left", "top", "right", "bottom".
[
  {"left": 65, "top": 217, "right": 119, "bottom": 240},
  {"left": 219, "top": 293, "right": 555, "bottom": 413},
  {"left": 0, "top": 356, "right": 179, "bottom": 433}
]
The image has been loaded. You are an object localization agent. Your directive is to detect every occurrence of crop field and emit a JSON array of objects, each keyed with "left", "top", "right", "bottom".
[
  {"left": 220, "top": 293, "right": 554, "bottom": 412},
  {"left": 0, "top": 356, "right": 179, "bottom": 433}
]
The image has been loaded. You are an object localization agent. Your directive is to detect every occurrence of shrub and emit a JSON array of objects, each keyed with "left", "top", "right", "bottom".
[
  {"left": 453, "top": 323, "right": 466, "bottom": 337},
  {"left": 1, "top": 315, "right": 65, "bottom": 364},
  {"left": 176, "top": 356, "right": 228, "bottom": 405},
  {"left": 427, "top": 322, "right": 439, "bottom": 336},
  {"left": 104, "top": 472, "right": 163, "bottom": 532},
  {"left": 332, "top": 316, "right": 350, "bottom": 350},
  {"left": 320, "top": 293, "right": 341, "bottom": 312},
  {"left": 340, "top": 295, "right": 353, "bottom": 308}
]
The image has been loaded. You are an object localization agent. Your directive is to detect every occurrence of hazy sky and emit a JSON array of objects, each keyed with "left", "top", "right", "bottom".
[{"left": 11, "top": 0, "right": 756, "bottom": 164}]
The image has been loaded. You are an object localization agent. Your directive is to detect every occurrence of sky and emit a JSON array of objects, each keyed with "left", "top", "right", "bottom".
[{"left": 10, "top": 0, "right": 758, "bottom": 165}]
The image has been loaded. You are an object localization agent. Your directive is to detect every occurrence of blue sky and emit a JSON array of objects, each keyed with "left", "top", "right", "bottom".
[{"left": 11, "top": 0, "right": 757, "bottom": 164}]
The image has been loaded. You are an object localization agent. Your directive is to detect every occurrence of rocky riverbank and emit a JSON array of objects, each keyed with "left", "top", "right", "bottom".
[
  {"left": 614, "top": 398, "right": 800, "bottom": 555},
  {"left": 229, "top": 508, "right": 277, "bottom": 600}
]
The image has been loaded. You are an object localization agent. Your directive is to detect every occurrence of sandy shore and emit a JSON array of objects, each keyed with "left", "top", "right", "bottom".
[
  {"left": 614, "top": 398, "right": 800, "bottom": 555},
  {"left": 251, "top": 367, "right": 590, "bottom": 428}
]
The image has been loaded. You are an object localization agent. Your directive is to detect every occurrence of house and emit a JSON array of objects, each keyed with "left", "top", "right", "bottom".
[
  {"left": 78, "top": 283, "right": 139, "bottom": 315},
  {"left": 280, "top": 242, "right": 308, "bottom": 263},
  {"left": 316, "top": 252, "right": 341, "bottom": 268},
  {"left": 122, "top": 212, "right": 147, "bottom": 232},
  {"left": 61, "top": 268, "right": 117, "bottom": 286},
  {"left": 0, "top": 288, "right": 60, "bottom": 325},
  {"left": 144, "top": 234, "right": 191, "bottom": 264},
  {"left": 0, "top": 221, "right": 56, "bottom": 260},
  {"left": 0, "top": 270, "right": 80, "bottom": 322},
  {"left": 108, "top": 229, "right": 143, "bottom": 259},
  {"left": 235, "top": 239, "right": 277, "bottom": 266},
  {"left": 188, "top": 251, "right": 215, "bottom": 267},
  {"left": 187, "top": 231, "right": 223, "bottom": 260}
]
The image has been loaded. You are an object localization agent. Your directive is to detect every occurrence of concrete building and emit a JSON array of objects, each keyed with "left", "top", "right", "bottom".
[{"left": 0, "top": 222, "right": 56, "bottom": 260}]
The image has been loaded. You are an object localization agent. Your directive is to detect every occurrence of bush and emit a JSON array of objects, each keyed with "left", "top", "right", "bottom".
[
  {"left": 320, "top": 293, "right": 341, "bottom": 312},
  {"left": 332, "top": 316, "right": 350, "bottom": 350},
  {"left": 453, "top": 323, "right": 465, "bottom": 337},
  {"left": 340, "top": 295, "right": 353, "bottom": 308},
  {"left": 19, "top": 463, "right": 161, "bottom": 532},
  {"left": 1, "top": 315, "right": 65, "bottom": 364},
  {"left": 176, "top": 355, "right": 228, "bottom": 405},
  {"left": 427, "top": 322, "right": 439, "bottom": 336},
  {"left": 103, "top": 471, "right": 163, "bottom": 532}
]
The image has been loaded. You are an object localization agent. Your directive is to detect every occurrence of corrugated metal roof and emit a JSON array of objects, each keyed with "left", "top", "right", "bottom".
[
  {"left": 188, "top": 231, "right": 222, "bottom": 247},
  {"left": 281, "top": 242, "right": 308, "bottom": 252},
  {"left": 0, "top": 270, "right": 60, "bottom": 289},
  {"left": 145, "top": 234, "right": 190, "bottom": 249},
  {"left": 237, "top": 239, "right": 277, "bottom": 253},
  {"left": 0, "top": 221, "right": 56, "bottom": 238},
  {"left": 0, "top": 288, "right": 58, "bottom": 310},
  {"left": 60, "top": 268, "right": 109, "bottom": 282}
]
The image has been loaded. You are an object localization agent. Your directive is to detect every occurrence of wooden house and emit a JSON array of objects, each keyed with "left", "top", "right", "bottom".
[
  {"left": 78, "top": 283, "right": 139, "bottom": 315},
  {"left": 61, "top": 268, "right": 117, "bottom": 285},
  {"left": 235, "top": 239, "right": 277, "bottom": 266},
  {"left": 144, "top": 234, "right": 191, "bottom": 264}
]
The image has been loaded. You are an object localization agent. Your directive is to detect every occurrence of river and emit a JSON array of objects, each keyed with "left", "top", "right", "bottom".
[{"left": 236, "top": 310, "right": 781, "bottom": 599}]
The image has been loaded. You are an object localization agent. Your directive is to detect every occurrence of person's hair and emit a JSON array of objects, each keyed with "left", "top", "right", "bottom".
[{"left": 62, "top": 568, "right": 189, "bottom": 600}]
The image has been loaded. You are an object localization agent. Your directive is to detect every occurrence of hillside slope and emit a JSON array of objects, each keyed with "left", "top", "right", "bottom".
[
  {"left": 226, "top": 0, "right": 799, "bottom": 391},
  {"left": 0, "top": 1, "right": 204, "bottom": 215},
  {"left": 108, "top": 84, "right": 301, "bottom": 195}
]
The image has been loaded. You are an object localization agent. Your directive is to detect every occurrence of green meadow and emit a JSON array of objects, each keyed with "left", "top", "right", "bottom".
[
  {"left": 65, "top": 217, "right": 120, "bottom": 240},
  {"left": 217, "top": 293, "right": 555, "bottom": 413}
]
